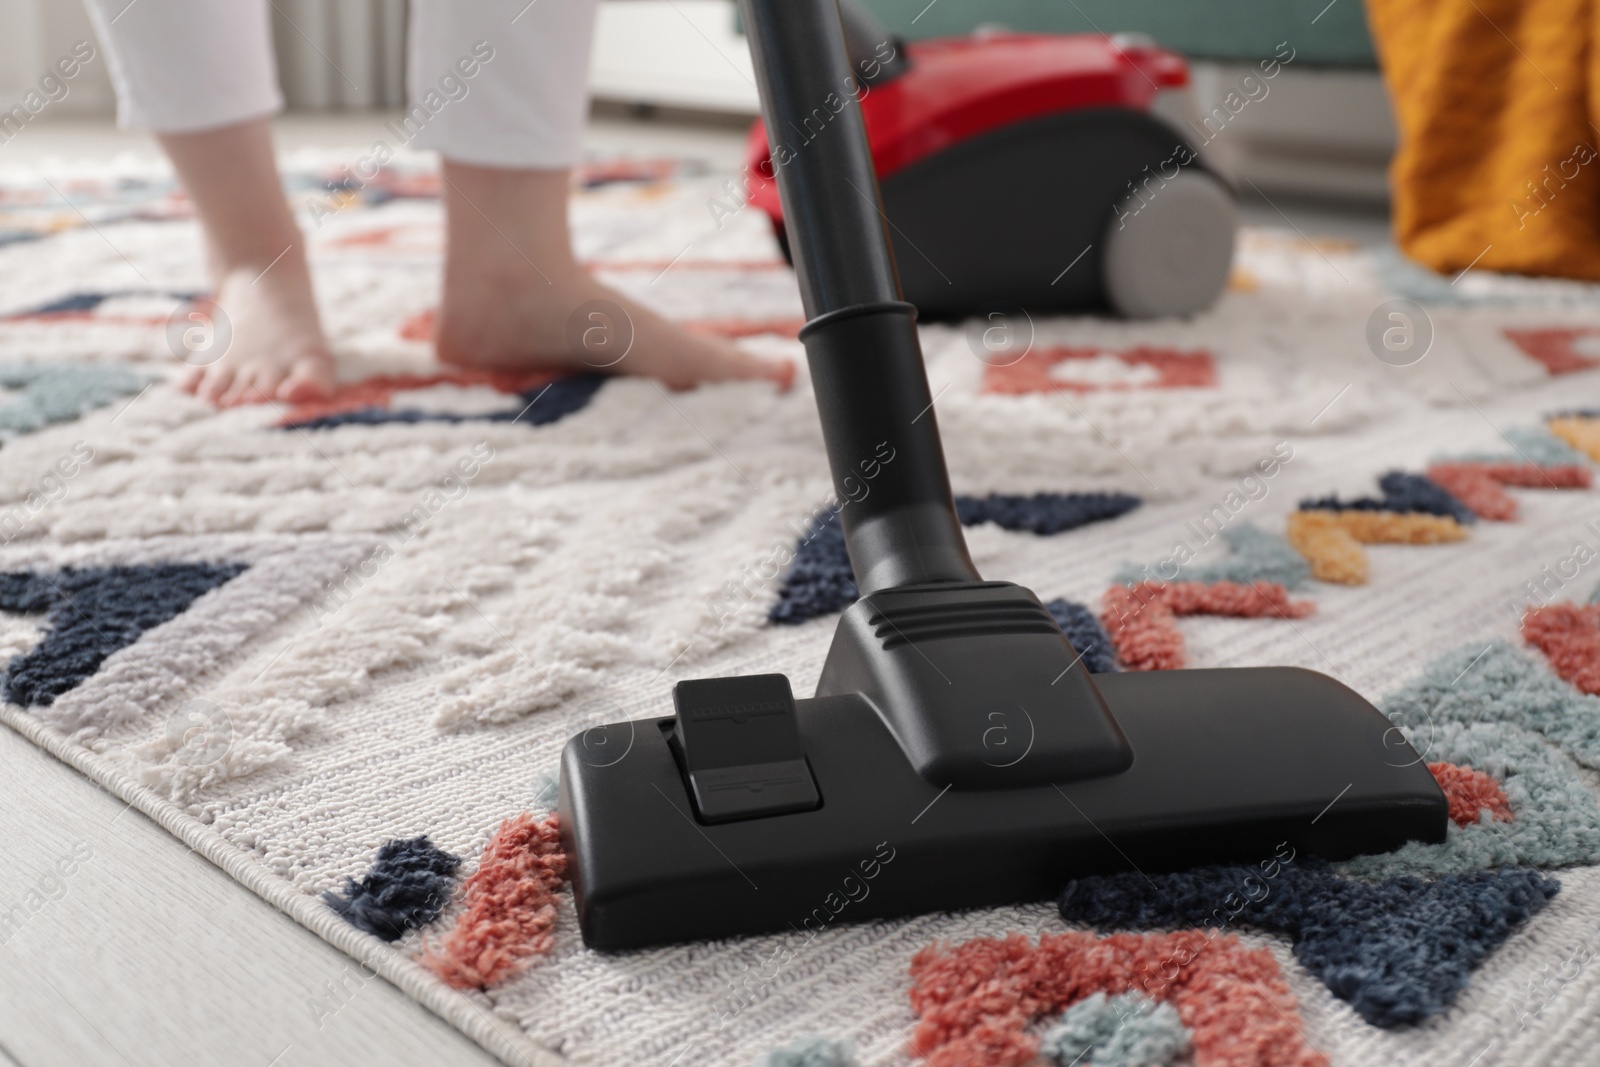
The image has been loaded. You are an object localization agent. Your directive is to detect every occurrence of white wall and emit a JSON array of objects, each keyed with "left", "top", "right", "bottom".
[
  {"left": 0, "top": 0, "right": 117, "bottom": 118},
  {"left": 589, "top": 0, "right": 757, "bottom": 113}
]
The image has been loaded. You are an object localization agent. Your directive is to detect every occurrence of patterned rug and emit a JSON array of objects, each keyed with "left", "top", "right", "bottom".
[{"left": 6, "top": 147, "right": 1600, "bottom": 1067}]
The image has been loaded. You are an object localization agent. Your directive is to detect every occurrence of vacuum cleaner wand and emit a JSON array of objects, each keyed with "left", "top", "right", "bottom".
[
  {"left": 740, "top": 0, "right": 975, "bottom": 598},
  {"left": 557, "top": 0, "right": 1448, "bottom": 951}
]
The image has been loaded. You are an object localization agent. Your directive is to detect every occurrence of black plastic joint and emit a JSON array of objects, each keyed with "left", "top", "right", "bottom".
[{"left": 670, "top": 674, "right": 821, "bottom": 823}]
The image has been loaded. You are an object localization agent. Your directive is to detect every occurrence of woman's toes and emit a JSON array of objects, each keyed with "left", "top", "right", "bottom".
[
  {"left": 701, "top": 342, "right": 795, "bottom": 389},
  {"left": 764, "top": 358, "right": 797, "bottom": 392},
  {"left": 277, "top": 355, "right": 335, "bottom": 403},
  {"left": 217, "top": 375, "right": 253, "bottom": 408},
  {"left": 221, "top": 365, "right": 281, "bottom": 408},
  {"left": 198, "top": 365, "right": 236, "bottom": 405}
]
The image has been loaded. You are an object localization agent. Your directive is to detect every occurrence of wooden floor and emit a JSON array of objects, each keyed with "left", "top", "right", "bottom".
[{"left": 0, "top": 725, "right": 503, "bottom": 1067}]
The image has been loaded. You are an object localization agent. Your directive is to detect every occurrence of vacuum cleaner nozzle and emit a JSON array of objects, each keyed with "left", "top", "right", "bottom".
[
  {"left": 559, "top": 576, "right": 1447, "bottom": 950},
  {"left": 560, "top": 585, "right": 1452, "bottom": 953},
  {"left": 556, "top": 0, "right": 1448, "bottom": 951}
]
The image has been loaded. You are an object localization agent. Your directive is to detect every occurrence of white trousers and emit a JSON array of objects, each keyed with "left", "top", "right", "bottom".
[{"left": 81, "top": 0, "right": 599, "bottom": 168}]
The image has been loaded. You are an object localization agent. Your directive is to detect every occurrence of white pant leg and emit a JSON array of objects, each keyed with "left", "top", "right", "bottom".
[
  {"left": 406, "top": 0, "right": 599, "bottom": 169},
  {"left": 81, "top": 0, "right": 282, "bottom": 133}
]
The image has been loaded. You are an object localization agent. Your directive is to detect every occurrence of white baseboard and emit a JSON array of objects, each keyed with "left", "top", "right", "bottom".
[
  {"left": 1189, "top": 62, "right": 1395, "bottom": 203},
  {"left": 589, "top": 0, "right": 759, "bottom": 115}
]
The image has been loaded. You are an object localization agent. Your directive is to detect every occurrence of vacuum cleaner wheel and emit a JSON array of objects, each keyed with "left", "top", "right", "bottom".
[{"left": 1102, "top": 168, "right": 1237, "bottom": 319}]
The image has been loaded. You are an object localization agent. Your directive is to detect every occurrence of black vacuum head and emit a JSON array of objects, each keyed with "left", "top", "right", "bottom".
[
  {"left": 556, "top": 0, "right": 1448, "bottom": 952},
  {"left": 560, "top": 583, "right": 1447, "bottom": 951}
]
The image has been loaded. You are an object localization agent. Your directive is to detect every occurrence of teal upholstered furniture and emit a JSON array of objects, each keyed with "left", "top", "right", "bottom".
[{"left": 855, "top": 0, "right": 1378, "bottom": 67}]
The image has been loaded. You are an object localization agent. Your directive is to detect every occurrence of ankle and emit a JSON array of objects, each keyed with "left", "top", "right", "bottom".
[{"left": 216, "top": 243, "right": 307, "bottom": 282}]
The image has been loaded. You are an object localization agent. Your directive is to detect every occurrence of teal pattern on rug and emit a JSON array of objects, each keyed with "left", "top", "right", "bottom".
[
  {"left": 1039, "top": 992, "right": 1190, "bottom": 1066},
  {"left": 1435, "top": 425, "right": 1588, "bottom": 467},
  {"left": 1336, "top": 720, "right": 1600, "bottom": 880},
  {"left": 1381, "top": 640, "right": 1600, "bottom": 771},
  {"left": 1114, "top": 521, "right": 1311, "bottom": 589},
  {"left": 754, "top": 1036, "right": 859, "bottom": 1067},
  {"left": 0, "top": 363, "right": 149, "bottom": 440}
]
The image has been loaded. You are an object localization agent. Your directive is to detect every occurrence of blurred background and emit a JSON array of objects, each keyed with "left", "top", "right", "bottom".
[{"left": 0, "top": 0, "right": 1396, "bottom": 206}]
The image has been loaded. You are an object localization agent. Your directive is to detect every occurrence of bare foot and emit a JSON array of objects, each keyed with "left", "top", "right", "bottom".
[
  {"left": 435, "top": 272, "right": 794, "bottom": 391},
  {"left": 432, "top": 160, "right": 793, "bottom": 391},
  {"left": 156, "top": 118, "right": 337, "bottom": 409},
  {"left": 178, "top": 252, "right": 337, "bottom": 407}
]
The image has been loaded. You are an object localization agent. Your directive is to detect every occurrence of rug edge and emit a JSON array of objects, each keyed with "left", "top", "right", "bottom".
[{"left": 0, "top": 706, "right": 564, "bottom": 1067}]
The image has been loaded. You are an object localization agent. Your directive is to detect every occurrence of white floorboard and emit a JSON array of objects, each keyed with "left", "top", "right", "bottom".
[{"left": 0, "top": 725, "right": 502, "bottom": 1067}]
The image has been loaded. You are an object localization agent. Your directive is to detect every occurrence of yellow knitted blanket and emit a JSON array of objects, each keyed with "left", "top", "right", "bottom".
[{"left": 1368, "top": 0, "right": 1600, "bottom": 278}]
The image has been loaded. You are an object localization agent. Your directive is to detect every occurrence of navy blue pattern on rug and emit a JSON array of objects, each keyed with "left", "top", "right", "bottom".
[
  {"left": 5, "top": 289, "right": 204, "bottom": 318},
  {"left": 0, "top": 563, "right": 248, "bottom": 707},
  {"left": 324, "top": 835, "right": 463, "bottom": 941},
  {"left": 767, "top": 509, "right": 857, "bottom": 625},
  {"left": 283, "top": 375, "right": 607, "bottom": 431},
  {"left": 1044, "top": 599, "right": 1119, "bottom": 673},
  {"left": 956, "top": 492, "right": 1142, "bottom": 535},
  {"left": 1058, "top": 860, "right": 1559, "bottom": 1027},
  {"left": 1300, "top": 470, "right": 1476, "bottom": 524},
  {"left": 769, "top": 493, "right": 1142, "bottom": 625}
]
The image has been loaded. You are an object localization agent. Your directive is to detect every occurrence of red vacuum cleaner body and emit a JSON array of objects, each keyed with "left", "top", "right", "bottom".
[{"left": 744, "top": 31, "right": 1237, "bottom": 319}]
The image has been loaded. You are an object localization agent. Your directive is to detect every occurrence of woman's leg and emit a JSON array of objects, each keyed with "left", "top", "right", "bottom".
[
  {"left": 408, "top": 0, "right": 791, "bottom": 387},
  {"left": 82, "top": 0, "right": 334, "bottom": 405},
  {"left": 158, "top": 119, "right": 335, "bottom": 405}
]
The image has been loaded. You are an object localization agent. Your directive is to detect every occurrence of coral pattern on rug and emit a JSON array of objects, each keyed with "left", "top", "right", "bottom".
[
  {"left": 418, "top": 813, "right": 566, "bottom": 990},
  {"left": 1429, "top": 761, "right": 1515, "bottom": 828},
  {"left": 907, "top": 930, "right": 1324, "bottom": 1067},
  {"left": 1504, "top": 328, "right": 1600, "bottom": 375},
  {"left": 1425, "top": 462, "right": 1590, "bottom": 521},
  {"left": 983, "top": 345, "right": 1217, "bottom": 395},
  {"left": 1522, "top": 601, "right": 1600, "bottom": 695},
  {"left": 1100, "top": 581, "right": 1313, "bottom": 672}
]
